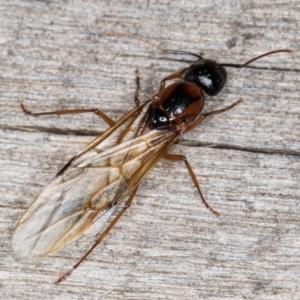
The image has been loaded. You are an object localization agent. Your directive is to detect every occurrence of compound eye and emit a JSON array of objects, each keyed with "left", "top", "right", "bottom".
[{"left": 148, "top": 108, "right": 170, "bottom": 130}]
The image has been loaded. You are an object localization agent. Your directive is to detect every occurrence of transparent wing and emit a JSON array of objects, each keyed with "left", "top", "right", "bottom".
[
  {"left": 12, "top": 110, "right": 179, "bottom": 260},
  {"left": 12, "top": 102, "right": 150, "bottom": 260}
]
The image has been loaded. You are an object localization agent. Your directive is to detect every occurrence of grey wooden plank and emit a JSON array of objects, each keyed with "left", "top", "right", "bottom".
[{"left": 0, "top": 1, "right": 299, "bottom": 299}]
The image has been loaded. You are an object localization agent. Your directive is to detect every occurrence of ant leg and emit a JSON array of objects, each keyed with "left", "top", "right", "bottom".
[
  {"left": 186, "top": 98, "right": 242, "bottom": 132},
  {"left": 21, "top": 101, "right": 115, "bottom": 127},
  {"left": 167, "top": 99, "right": 242, "bottom": 214},
  {"left": 159, "top": 68, "right": 188, "bottom": 93},
  {"left": 162, "top": 153, "right": 219, "bottom": 216},
  {"left": 134, "top": 70, "right": 141, "bottom": 107},
  {"left": 55, "top": 185, "right": 139, "bottom": 284}
]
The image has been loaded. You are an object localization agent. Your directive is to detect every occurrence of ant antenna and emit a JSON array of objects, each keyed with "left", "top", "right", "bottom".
[
  {"left": 104, "top": 32, "right": 203, "bottom": 59},
  {"left": 166, "top": 49, "right": 203, "bottom": 59},
  {"left": 104, "top": 33, "right": 291, "bottom": 64},
  {"left": 220, "top": 49, "right": 292, "bottom": 68},
  {"left": 104, "top": 32, "right": 168, "bottom": 53}
]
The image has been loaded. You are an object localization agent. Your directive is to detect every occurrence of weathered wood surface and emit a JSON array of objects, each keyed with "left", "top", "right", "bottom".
[{"left": 0, "top": 1, "right": 299, "bottom": 299}]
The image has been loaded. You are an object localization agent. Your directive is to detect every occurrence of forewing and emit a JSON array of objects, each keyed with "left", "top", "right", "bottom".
[
  {"left": 12, "top": 103, "right": 150, "bottom": 260},
  {"left": 12, "top": 121, "right": 178, "bottom": 260}
]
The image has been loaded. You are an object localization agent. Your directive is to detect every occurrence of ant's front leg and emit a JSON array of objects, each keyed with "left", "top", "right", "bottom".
[{"left": 158, "top": 68, "right": 188, "bottom": 93}]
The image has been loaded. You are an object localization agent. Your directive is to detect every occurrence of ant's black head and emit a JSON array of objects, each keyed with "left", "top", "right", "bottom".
[
  {"left": 183, "top": 60, "right": 227, "bottom": 96},
  {"left": 181, "top": 48, "right": 292, "bottom": 96}
]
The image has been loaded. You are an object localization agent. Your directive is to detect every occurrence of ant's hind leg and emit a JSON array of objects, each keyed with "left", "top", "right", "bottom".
[
  {"left": 21, "top": 101, "right": 115, "bottom": 127},
  {"left": 134, "top": 70, "right": 141, "bottom": 107},
  {"left": 162, "top": 153, "right": 220, "bottom": 216},
  {"left": 55, "top": 185, "right": 139, "bottom": 284}
]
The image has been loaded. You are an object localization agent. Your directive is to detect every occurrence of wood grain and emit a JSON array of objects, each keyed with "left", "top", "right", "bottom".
[{"left": 0, "top": 1, "right": 299, "bottom": 299}]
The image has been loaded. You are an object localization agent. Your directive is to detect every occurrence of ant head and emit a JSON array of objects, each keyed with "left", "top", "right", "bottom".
[
  {"left": 175, "top": 49, "right": 291, "bottom": 97},
  {"left": 183, "top": 60, "right": 227, "bottom": 96}
]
